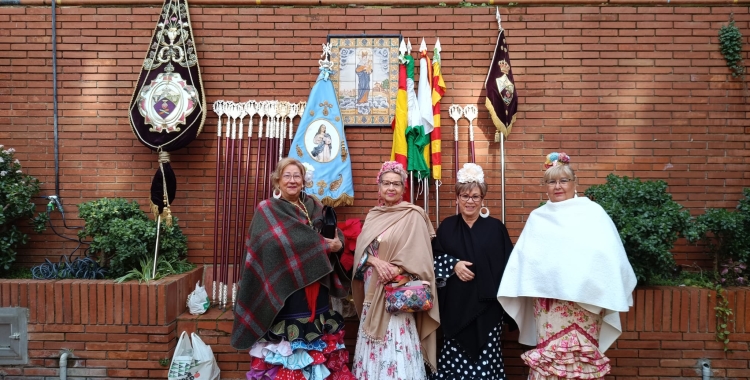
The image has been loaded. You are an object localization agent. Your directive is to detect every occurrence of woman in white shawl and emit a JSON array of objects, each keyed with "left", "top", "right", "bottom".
[{"left": 497, "top": 152, "right": 637, "bottom": 380}]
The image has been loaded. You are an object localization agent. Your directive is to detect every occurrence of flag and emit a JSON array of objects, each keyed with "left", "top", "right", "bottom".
[
  {"left": 128, "top": 0, "right": 205, "bottom": 221},
  {"left": 430, "top": 39, "right": 446, "bottom": 181},
  {"left": 417, "top": 39, "right": 434, "bottom": 175},
  {"left": 289, "top": 44, "right": 354, "bottom": 206},
  {"left": 404, "top": 44, "right": 430, "bottom": 180},
  {"left": 484, "top": 11, "right": 518, "bottom": 141},
  {"left": 390, "top": 46, "right": 409, "bottom": 174}
]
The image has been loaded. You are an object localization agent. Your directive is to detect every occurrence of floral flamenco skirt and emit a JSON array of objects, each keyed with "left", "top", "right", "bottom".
[
  {"left": 246, "top": 309, "right": 355, "bottom": 380},
  {"left": 522, "top": 299, "right": 610, "bottom": 380}
]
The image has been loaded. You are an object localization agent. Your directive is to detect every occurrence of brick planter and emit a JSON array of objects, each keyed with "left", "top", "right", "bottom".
[
  {"left": 180, "top": 286, "right": 750, "bottom": 380},
  {"left": 2, "top": 276, "right": 748, "bottom": 379},
  {"left": 0, "top": 266, "right": 203, "bottom": 380}
]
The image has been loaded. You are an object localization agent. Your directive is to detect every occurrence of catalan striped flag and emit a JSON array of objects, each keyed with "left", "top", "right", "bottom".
[
  {"left": 430, "top": 39, "right": 446, "bottom": 181},
  {"left": 390, "top": 43, "right": 409, "bottom": 178}
]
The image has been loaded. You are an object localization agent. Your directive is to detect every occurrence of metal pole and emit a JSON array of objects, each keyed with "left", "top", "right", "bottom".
[{"left": 501, "top": 132, "right": 506, "bottom": 224}]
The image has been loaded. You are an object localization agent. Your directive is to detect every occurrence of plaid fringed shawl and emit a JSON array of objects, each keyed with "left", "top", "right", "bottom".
[{"left": 231, "top": 194, "right": 348, "bottom": 350}]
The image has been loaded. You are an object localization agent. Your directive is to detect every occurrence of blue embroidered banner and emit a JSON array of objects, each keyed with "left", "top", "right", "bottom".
[{"left": 289, "top": 45, "right": 354, "bottom": 207}]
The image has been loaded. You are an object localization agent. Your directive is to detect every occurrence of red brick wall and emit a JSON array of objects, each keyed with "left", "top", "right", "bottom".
[
  {"left": 180, "top": 286, "right": 750, "bottom": 380},
  {"left": 1, "top": 5, "right": 749, "bottom": 269},
  {"left": 0, "top": 267, "right": 202, "bottom": 379}
]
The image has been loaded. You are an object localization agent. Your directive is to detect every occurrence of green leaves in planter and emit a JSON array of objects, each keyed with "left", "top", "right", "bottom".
[
  {"left": 696, "top": 188, "right": 750, "bottom": 286},
  {"left": 585, "top": 174, "right": 698, "bottom": 285},
  {"left": 115, "top": 256, "right": 195, "bottom": 284},
  {"left": 77, "top": 198, "right": 188, "bottom": 278},
  {"left": 0, "top": 146, "right": 47, "bottom": 270}
]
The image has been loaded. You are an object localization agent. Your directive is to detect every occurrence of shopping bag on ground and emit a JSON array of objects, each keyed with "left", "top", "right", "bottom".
[
  {"left": 187, "top": 281, "right": 210, "bottom": 315},
  {"left": 168, "top": 331, "right": 194, "bottom": 380},
  {"left": 191, "top": 332, "right": 221, "bottom": 380}
]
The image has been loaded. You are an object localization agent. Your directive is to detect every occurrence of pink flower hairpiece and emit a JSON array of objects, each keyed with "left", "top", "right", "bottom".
[
  {"left": 376, "top": 161, "right": 407, "bottom": 184},
  {"left": 544, "top": 152, "right": 571, "bottom": 169}
]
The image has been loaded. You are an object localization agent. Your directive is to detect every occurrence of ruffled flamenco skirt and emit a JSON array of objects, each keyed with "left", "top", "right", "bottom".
[
  {"left": 521, "top": 298, "right": 611, "bottom": 380},
  {"left": 246, "top": 287, "right": 355, "bottom": 380}
]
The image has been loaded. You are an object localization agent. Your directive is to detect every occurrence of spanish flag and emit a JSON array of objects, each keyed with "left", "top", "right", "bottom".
[
  {"left": 431, "top": 39, "right": 446, "bottom": 181},
  {"left": 390, "top": 41, "right": 409, "bottom": 177}
]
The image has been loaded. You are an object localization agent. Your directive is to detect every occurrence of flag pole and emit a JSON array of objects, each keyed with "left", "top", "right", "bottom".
[
  {"left": 211, "top": 100, "right": 224, "bottom": 306},
  {"left": 500, "top": 132, "right": 506, "bottom": 223},
  {"left": 449, "top": 105, "right": 462, "bottom": 215}
]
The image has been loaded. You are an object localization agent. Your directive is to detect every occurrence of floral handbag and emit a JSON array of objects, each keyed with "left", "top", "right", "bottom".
[{"left": 384, "top": 274, "right": 434, "bottom": 314}]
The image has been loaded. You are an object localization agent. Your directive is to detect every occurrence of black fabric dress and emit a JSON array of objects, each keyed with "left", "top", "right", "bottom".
[{"left": 429, "top": 215, "right": 513, "bottom": 380}]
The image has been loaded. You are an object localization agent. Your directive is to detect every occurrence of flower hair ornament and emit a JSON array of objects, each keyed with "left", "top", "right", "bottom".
[
  {"left": 456, "top": 163, "right": 485, "bottom": 184},
  {"left": 376, "top": 161, "right": 407, "bottom": 206},
  {"left": 456, "top": 163, "right": 490, "bottom": 218},
  {"left": 543, "top": 152, "right": 570, "bottom": 169}
]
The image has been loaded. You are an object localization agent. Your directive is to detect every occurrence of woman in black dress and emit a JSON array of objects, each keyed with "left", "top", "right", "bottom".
[{"left": 430, "top": 163, "right": 513, "bottom": 380}]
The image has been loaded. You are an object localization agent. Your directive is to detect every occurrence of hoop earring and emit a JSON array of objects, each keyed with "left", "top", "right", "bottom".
[
  {"left": 273, "top": 189, "right": 282, "bottom": 199},
  {"left": 479, "top": 204, "right": 490, "bottom": 218}
]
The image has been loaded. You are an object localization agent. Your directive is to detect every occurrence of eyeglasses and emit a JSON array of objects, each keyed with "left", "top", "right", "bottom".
[
  {"left": 380, "top": 181, "right": 403, "bottom": 188},
  {"left": 458, "top": 194, "right": 482, "bottom": 203},
  {"left": 282, "top": 173, "right": 302, "bottom": 181},
  {"left": 546, "top": 178, "right": 573, "bottom": 187}
]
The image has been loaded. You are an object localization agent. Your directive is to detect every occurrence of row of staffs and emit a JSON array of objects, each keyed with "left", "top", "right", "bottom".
[{"left": 211, "top": 99, "right": 306, "bottom": 310}]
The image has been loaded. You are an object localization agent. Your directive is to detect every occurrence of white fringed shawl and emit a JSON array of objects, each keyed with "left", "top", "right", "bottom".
[{"left": 497, "top": 196, "right": 637, "bottom": 352}]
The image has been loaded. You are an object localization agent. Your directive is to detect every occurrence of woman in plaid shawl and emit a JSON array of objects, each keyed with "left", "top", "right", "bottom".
[{"left": 232, "top": 157, "right": 354, "bottom": 380}]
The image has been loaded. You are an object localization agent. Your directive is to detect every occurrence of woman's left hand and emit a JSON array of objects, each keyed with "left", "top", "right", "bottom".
[{"left": 324, "top": 236, "right": 343, "bottom": 253}]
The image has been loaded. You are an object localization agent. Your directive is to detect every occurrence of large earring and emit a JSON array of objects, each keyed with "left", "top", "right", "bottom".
[
  {"left": 273, "top": 188, "right": 282, "bottom": 199},
  {"left": 479, "top": 203, "right": 490, "bottom": 218},
  {"left": 574, "top": 188, "right": 579, "bottom": 198}
]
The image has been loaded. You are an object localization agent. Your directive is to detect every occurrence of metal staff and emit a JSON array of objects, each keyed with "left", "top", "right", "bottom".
[
  {"left": 464, "top": 104, "right": 478, "bottom": 163},
  {"left": 287, "top": 102, "right": 299, "bottom": 156},
  {"left": 211, "top": 100, "right": 224, "bottom": 306},
  {"left": 264, "top": 101, "right": 277, "bottom": 199},
  {"left": 449, "top": 105, "right": 462, "bottom": 214},
  {"left": 237, "top": 100, "right": 257, "bottom": 291},
  {"left": 231, "top": 102, "right": 247, "bottom": 307},
  {"left": 218, "top": 101, "right": 234, "bottom": 308},
  {"left": 278, "top": 101, "right": 289, "bottom": 161},
  {"left": 500, "top": 132, "right": 506, "bottom": 223},
  {"left": 254, "top": 101, "right": 267, "bottom": 208},
  {"left": 222, "top": 102, "right": 240, "bottom": 309}
]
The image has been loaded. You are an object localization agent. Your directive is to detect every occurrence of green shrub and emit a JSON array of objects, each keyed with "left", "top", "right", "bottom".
[
  {"left": 0, "top": 146, "right": 48, "bottom": 270},
  {"left": 77, "top": 198, "right": 188, "bottom": 278},
  {"left": 585, "top": 174, "right": 698, "bottom": 285},
  {"left": 695, "top": 188, "right": 750, "bottom": 286}
]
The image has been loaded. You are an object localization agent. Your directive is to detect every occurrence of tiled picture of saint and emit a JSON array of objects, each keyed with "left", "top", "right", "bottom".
[{"left": 304, "top": 120, "right": 340, "bottom": 163}]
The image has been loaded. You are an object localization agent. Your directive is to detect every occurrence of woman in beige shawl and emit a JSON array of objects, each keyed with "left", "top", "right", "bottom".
[{"left": 352, "top": 161, "right": 440, "bottom": 380}]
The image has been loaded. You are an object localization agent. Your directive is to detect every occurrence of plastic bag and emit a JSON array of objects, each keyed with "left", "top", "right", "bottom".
[
  {"left": 167, "top": 331, "right": 221, "bottom": 380},
  {"left": 167, "top": 331, "right": 194, "bottom": 380},
  {"left": 187, "top": 281, "right": 210, "bottom": 315},
  {"left": 191, "top": 332, "right": 221, "bottom": 380}
]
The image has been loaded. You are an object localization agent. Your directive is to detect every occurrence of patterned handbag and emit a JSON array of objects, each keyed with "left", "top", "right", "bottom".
[{"left": 384, "top": 274, "right": 434, "bottom": 314}]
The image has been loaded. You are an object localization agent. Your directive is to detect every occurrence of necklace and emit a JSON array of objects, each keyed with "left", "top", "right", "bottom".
[{"left": 292, "top": 199, "right": 313, "bottom": 227}]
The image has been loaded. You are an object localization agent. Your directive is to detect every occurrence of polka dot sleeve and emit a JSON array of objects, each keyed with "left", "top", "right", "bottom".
[{"left": 434, "top": 253, "right": 459, "bottom": 288}]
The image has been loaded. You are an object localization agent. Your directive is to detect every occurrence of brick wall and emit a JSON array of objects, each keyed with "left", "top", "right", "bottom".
[
  {"left": 0, "top": 266, "right": 202, "bottom": 380},
  {"left": 179, "top": 286, "right": 750, "bottom": 380},
  {"left": 1, "top": 5, "right": 749, "bottom": 267}
]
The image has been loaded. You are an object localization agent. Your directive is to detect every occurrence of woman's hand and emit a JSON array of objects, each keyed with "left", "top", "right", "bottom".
[
  {"left": 367, "top": 256, "right": 400, "bottom": 284},
  {"left": 454, "top": 261, "right": 475, "bottom": 282},
  {"left": 324, "top": 236, "right": 343, "bottom": 253}
]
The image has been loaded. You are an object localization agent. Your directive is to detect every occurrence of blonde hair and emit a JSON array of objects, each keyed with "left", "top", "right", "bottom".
[
  {"left": 543, "top": 164, "right": 576, "bottom": 184},
  {"left": 271, "top": 157, "right": 306, "bottom": 190}
]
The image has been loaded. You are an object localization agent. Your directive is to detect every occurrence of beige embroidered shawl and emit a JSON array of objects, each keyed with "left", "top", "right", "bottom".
[{"left": 352, "top": 201, "right": 439, "bottom": 371}]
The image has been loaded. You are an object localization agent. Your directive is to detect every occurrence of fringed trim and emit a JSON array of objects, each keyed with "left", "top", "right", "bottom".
[
  {"left": 485, "top": 97, "right": 516, "bottom": 140},
  {"left": 149, "top": 201, "right": 173, "bottom": 227},
  {"left": 315, "top": 194, "right": 354, "bottom": 207}
]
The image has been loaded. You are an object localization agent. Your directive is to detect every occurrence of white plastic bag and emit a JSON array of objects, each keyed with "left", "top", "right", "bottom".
[
  {"left": 187, "top": 281, "right": 210, "bottom": 315},
  {"left": 167, "top": 331, "right": 194, "bottom": 380},
  {"left": 167, "top": 331, "right": 221, "bottom": 380},
  {"left": 191, "top": 332, "right": 221, "bottom": 380}
]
